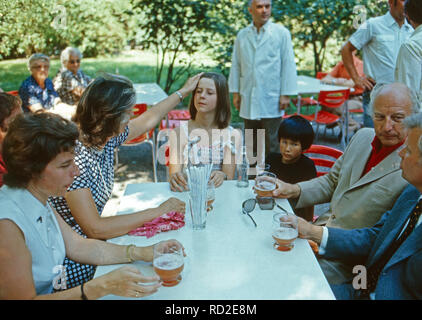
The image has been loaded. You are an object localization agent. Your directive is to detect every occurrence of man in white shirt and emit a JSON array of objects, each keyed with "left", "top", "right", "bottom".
[
  {"left": 228, "top": 0, "right": 297, "bottom": 160},
  {"left": 294, "top": 112, "right": 422, "bottom": 300},
  {"left": 395, "top": 0, "right": 422, "bottom": 109},
  {"left": 341, "top": 0, "right": 413, "bottom": 128}
]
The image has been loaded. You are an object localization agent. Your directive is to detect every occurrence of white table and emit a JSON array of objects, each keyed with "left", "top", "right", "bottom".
[
  {"left": 94, "top": 181, "right": 335, "bottom": 300},
  {"left": 133, "top": 83, "right": 168, "bottom": 105},
  {"left": 297, "top": 75, "right": 351, "bottom": 95}
]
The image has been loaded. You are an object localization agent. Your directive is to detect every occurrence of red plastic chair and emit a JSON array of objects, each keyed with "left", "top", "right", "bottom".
[
  {"left": 119, "top": 103, "right": 158, "bottom": 182},
  {"left": 304, "top": 144, "right": 343, "bottom": 177},
  {"left": 6, "top": 90, "right": 19, "bottom": 96},
  {"left": 160, "top": 109, "right": 191, "bottom": 130},
  {"left": 316, "top": 72, "right": 328, "bottom": 80},
  {"left": 290, "top": 72, "right": 328, "bottom": 110},
  {"left": 300, "top": 89, "right": 350, "bottom": 145}
]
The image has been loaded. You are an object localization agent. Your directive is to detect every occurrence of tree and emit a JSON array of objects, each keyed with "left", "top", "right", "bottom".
[
  {"left": 272, "top": 0, "right": 389, "bottom": 74},
  {"left": 0, "top": 0, "right": 132, "bottom": 60}
]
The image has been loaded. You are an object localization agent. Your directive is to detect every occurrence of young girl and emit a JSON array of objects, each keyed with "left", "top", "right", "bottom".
[
  {"left": 266, "top": 115, "right": 317, "bottom": 221},
  {"left": 168, "top": 72, "right": 240, "bottom": 192}
]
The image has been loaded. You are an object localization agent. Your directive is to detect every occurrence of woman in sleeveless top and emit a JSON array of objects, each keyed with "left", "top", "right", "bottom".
[
  {"left": 49, "top": 73, "right": 201, "bottom": 288},
  {"left": 168, "top": 72, "right": 241, "bottom": 192},
  {"left": 0, "top": 112, "right": 182, "bottom": 299}
]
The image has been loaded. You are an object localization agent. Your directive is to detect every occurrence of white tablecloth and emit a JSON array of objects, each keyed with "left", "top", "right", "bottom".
[
  {"left": 133, "top": 83, "right": 168, "bottom": 105},
  {"left": 94, "top": 181, "right": 335, "bottom": 300}
]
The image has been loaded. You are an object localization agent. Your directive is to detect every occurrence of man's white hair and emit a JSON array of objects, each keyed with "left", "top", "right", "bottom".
[
  {"left": 404, "top": 113, "right": 422, "bottom": 157},
  {"left": 369, "top": 82, "right": 420, "bottom": 115}
]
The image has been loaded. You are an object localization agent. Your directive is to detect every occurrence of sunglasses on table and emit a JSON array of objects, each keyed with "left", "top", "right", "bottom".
[{"left": 241, "top": 198, "right": 289, "bottom": 227}]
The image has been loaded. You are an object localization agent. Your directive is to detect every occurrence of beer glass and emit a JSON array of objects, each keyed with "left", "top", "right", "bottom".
[
  {"left": 255, "top": 171, "right": 276, "bottom": 197},
  {"left": 153, "top": 241, "right": 184, "bottom": 287},
  {"left": 272, "top": 212, "right": 298, "bottom": 251},
  {"left": 206, "top": 181, "right": 215, "bottom": 212}
]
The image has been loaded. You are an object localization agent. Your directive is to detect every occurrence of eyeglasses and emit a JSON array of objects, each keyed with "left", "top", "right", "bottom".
[
  {"left": 242, "top": 198, "right": 289, "bottom": 227},
  {"left": 69, "top": 59, "right": 80, "bottom": 64},
  {"left": 31, "top": 64, "right": 50, "bottom": 70}
]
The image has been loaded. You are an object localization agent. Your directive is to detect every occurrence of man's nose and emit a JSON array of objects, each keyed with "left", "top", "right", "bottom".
[{"left": 383, "top": 118, "right": 394, "bottom": 131}]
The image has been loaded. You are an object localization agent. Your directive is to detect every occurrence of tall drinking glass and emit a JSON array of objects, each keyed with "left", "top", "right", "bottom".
[
  {"left": 255, "top": 171, "right": 276, "bottom": 198},
  {"left": 272, "top": 212, "right": 298, "bottom": 251},
  {"left": 153, "top": 241, "right": 185, "bottom": 287}
]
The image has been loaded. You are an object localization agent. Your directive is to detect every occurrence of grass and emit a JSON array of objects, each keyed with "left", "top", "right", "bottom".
[{"left": 0, "top": 49, "right": 320, "bottom": 123}]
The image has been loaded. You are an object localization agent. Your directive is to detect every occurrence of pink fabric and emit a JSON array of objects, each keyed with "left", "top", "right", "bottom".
[{"left": 128, "top": 211, "right": 185, "bottom": 238}]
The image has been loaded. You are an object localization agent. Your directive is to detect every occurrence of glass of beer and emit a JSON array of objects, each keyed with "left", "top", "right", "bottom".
[
  {"left": 153, "top": 241, "right": 184, "bottom": 287},
  {"left": 206, "top": 181, "right": 215, "bottom": 212},
  {"left": 272, "top": 212, "right": 298, "bottom": 251},
  {"left": 255, "top": 171, "right": 276, "bottom": 198}
]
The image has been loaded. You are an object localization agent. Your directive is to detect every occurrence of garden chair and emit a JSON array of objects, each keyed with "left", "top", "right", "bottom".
[{"left": 116, "top": 103, "right": 157, "bottom": 182}]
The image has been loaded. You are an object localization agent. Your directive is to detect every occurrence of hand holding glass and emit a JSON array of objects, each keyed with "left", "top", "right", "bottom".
[
  {"left": 255, "top": 171, "right": 276, "bottom": 197},
  {"left": 272, "top": 213, "right": 298, "bottom": 252},
  {"left": 153, "top": 241, "right": 184, "bottom": 287}
]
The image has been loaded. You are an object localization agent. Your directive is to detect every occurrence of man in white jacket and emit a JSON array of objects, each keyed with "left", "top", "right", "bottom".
[{"left": 228, "top": 0, "right": 297, "bottom": 161}]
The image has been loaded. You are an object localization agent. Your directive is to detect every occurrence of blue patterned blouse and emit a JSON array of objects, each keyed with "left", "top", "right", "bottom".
[{"left": 19, "top": 76, "right": 59, "bottom": 112}]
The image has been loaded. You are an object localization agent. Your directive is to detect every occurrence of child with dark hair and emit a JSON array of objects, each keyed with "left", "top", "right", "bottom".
[{"left": 266, "top": 115, "right": 317, "bottom": 221}]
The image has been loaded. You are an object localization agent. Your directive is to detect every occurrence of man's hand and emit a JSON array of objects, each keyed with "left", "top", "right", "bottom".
[
  {"left": 279, "top": 95, "right": 290, "bottom": 110},
  {"left": 272, "top": 178, "right": 301, "bottom": 199},
  {"left": 232, "top": 93, "right": 241, "bottom": 111},
  {"left": 353, "top": 75, "right": 376, "bottom": 91},
  {"left": 297, "top": 217, "right": 323, "bottom": 244}
]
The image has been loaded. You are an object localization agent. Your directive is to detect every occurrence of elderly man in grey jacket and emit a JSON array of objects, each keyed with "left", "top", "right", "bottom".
[
  {"left": 296, "top": 112, "right": 422, "bottom": 299},
  {"left": 273, "top": 83, "right": 418, "bottom": 284}
]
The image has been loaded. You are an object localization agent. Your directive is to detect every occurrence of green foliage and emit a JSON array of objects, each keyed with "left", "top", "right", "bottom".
[{"left": 0, "top": 0, "right": 132, "bottom": 59}]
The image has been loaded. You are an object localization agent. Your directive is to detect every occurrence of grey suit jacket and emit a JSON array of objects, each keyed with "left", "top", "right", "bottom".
[
  {"left": 325, "top": 184, "right": 422, "bottom": 299},
  {"left": 297, "top": 128, "right": 408, "bottom": 229}
]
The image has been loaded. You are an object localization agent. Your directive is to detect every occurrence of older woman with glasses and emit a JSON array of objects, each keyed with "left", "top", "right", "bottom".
[
  {"left": 18, "top": 53, "right": 74, "bottom": 119},
  {"left": 54, "top": 47, "right": 92, "bottom": 105}
]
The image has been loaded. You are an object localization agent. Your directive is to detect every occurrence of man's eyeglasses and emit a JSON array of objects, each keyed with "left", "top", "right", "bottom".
[
  {"left": 69, "top": 59, "right": 80, "bottom": 64},
  {"left": 242, "top": 198, "right": 288, "bottom": 227}
]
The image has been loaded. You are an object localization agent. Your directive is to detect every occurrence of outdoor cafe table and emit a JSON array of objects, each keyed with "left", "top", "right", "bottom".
[
  {"left": 94, "top": 180, "right": 335, "bottom": 300},
  {"left": 133, "top": 83, "right": 168, "bottom": 105}
]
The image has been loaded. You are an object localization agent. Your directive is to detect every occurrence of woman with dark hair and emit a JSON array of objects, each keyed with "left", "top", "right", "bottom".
[
  {"left": 0, "top": 112, "right": 182, "bottom": 299},
  {"left": 168, "top": 72, "right": 241, "bottom": 192},
  {"left": 0, "top": 92, "right": 23, "bottom": 186},
  {"left": 49, "top": 72, "right": 201, "bottom": 288},
  {"left": 266, "top": 115, "right": 317, "bottom": 221}
]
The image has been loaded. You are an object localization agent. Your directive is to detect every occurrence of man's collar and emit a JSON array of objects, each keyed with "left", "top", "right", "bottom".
[
  {"left": 385, "top": 11, "right": 412, "bottom": 30},
  {"left": 371, "top": 135, "right": 405, "bottom": 152},
  {"left": 250, "top": 19, "right": 271, "bottom": 32}
]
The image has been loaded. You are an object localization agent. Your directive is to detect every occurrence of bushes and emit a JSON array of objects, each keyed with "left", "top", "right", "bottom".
[{"left": 0, "top": 0, "right": 131, "bottom": 59}]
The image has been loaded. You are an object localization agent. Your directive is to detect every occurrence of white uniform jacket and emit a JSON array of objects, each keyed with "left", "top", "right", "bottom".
[{"left": 228, "top": 21, "right": 297, "bottom": 120}]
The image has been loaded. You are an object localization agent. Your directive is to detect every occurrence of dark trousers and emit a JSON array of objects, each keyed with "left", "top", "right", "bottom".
[{"left": 243, "top": 117, "right": 282, "bottom": 164}]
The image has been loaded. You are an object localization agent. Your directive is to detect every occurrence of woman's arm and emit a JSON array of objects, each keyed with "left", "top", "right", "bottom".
[
  {"left": 168, "top": 126, "right": 189, "bottom": 192},
  {"left": 64, "top": 188, "right": 185, "bottom": 240},
  {"left": 126, "top": 73, "right": 202, "bottom": 142},
  {"left": 0, "top": 219, "right": 161, "bottom": 300}
]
